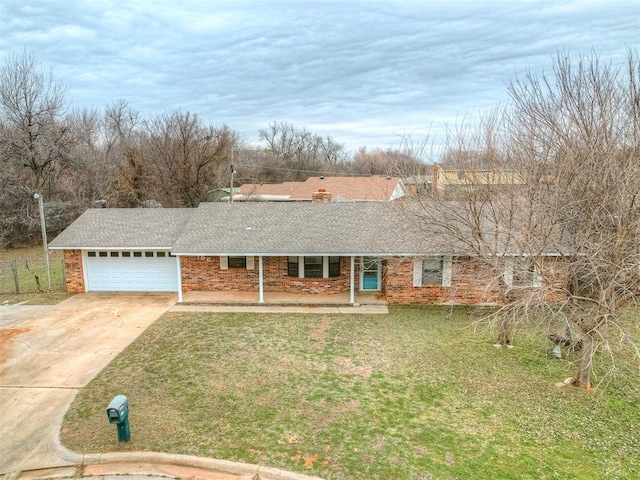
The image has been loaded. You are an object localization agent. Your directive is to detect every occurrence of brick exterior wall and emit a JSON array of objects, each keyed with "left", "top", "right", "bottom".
[
  {"left": 383, "top": 256, "right": 569, "bottom": 305},
  {"left": 181, "top": 256, "right": 359, "bottom": 294},
  {"left": 63, "top": 249, "right": 85, "bottom": 293},
  {"left": 383, "top": 257, "right": 503, "bottom": 305},
  {"left": 181, "top": 256, "right": 260, "bottom": 292},
  {"left": 61, "top": 249, "right": 568, "bottom": 305}
]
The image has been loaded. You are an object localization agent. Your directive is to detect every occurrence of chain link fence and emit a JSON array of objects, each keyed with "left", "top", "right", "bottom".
[{"left": 0, "top": 258, "right": 66, "bottom": 294}]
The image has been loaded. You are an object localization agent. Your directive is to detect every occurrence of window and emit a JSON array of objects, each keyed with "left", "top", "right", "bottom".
[
  {"left": 145, "top": 252, "right": 154, "bottom": 257},
  {"left": 288, "top": 256, "right": 299, "bottom": 276},
  {"left": 156, "top": 252, "right": 166, "bottom": 257},
  {"left": 110, "top": 252, "right": 119, "bottom": 257},
  {"left": 329, "top": 256, "right": 340, "bottom": 277},
  {"left": 289, "top": 256, "right": 342, "bottom": 278},
  {"left": 99, "top": 251, "right": 108, "bottom": 257},
  {"left": 304, "top": 256, "right": 323, "bottom": 278},
  {"left": 512, "top": 257, "right": 537, "bottom": 286},
  {"left": 228, "top": 256, "right": 246, "bottom": 268},
  {"left": 133, "top": 252, "right": 142, "bottom": 257},
  {"left": 121, "top": 251, "right": 131, "bottom": 257},
  {"left": 422, "top": 258, "right": 443, "bottom": 285},
  {"left": 87, "top": 252, "right": 96, "bottom": 257},
  {"left": 413, "top": 256, "right": 452, "bottom": 288}
]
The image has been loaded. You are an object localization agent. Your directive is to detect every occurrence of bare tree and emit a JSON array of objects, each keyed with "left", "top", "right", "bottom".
[
  {"left": 142, "top": 111, "right": 237, "bottom": 207},
  {"left": 507, "top": 51, "right": 640, "bottom": 388},
  {"left": 0, "top": 52, "right": 74, "bottom": 246},
  {"left": 0, "top": 51, "right": 70, "bottom": 191},
  {"left": 257, "top": 122, "right": 348, "bottom": 181},
  {"left": 405, "top": 51, "right": 640, "bottom": 389}
]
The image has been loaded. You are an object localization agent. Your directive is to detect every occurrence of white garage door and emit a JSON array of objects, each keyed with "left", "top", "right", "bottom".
[{"left": 85, "top": 250, "right": 178, "bottom": 292}]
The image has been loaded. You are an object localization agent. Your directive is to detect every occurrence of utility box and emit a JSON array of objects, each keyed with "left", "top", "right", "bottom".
[{"left": 106, "top": 395, "right": 130, "bottom": 441}]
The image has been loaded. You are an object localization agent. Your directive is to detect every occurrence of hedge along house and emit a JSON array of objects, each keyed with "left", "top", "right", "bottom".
[{"left": 48, "top": 202, "right": 565, "bottom": 305}]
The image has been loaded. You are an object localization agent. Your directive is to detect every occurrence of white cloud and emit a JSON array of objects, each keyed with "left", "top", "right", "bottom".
[{"left": 0, "top": 0, "right": 637, "bottom": 152}]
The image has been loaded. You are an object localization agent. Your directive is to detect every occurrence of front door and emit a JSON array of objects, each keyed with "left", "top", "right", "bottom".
[{"left": 360, "top": 257, "right": 380, "bottom": 291}]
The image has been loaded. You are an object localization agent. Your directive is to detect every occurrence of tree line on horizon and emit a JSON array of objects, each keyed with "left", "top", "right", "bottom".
[{"left": 0, "top": 51, "right": 426, "bottom": 248}]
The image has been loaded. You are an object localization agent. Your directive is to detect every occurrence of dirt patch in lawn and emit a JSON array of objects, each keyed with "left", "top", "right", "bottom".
[
  {"left": 309, "top": 315, "right": 331, "bottom": 349},
  {"left": 334, "top": 356, "right": 372, "bottom": 378}
]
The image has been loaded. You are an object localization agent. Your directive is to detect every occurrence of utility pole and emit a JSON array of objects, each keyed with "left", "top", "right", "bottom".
[
  {"left": 229, "top": 148, "right": 236, "bottom": 203},
  {"left": 33, "top": 193, "right": 51, "bottom": 291}
]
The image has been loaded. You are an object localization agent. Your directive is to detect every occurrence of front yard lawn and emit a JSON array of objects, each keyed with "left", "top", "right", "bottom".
[{"left": 61, "top": 306, "right": 640, "bottom": 479}]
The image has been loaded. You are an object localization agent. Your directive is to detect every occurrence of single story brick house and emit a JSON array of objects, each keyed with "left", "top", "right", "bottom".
[{"left": 48, "top": 202, "right": 564, "bottom": 305}]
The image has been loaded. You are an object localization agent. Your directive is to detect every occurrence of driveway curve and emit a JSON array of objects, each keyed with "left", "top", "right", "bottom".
[{"left": 0, "top": 293, "right": 176, "bottom": 474}]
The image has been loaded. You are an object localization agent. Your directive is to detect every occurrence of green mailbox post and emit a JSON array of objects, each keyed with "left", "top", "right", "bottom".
[{"left": 106, "top": 395, "right": 130, "bottom": 442}]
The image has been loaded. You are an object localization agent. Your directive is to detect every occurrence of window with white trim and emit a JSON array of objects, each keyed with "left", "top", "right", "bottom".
[
  {"left": 220, "top": 256, "right": 254, "bottom": 270},
  {"left": 413, "top": 256, "right": 452, "bottom": 287},
  {"left": 289, "top": 256, "right": 341, "bottom": 278},
  {"left": 228, "top": 256, "right": 246, "bottom": 268},
  {"left": 288, "top": 256, "right": 299, "bottom": 276},
  {"left": 504, "top": 257, "right": 542, "bottom": 288},
  {"left": 422, "top": 258, "right": 443, "bottom": 285},
  {"left": 304, "top": 256, "right": 323, "bottom": 278},
  {"left": 329, "top": 256, "right": 340, "bottom": 277}
]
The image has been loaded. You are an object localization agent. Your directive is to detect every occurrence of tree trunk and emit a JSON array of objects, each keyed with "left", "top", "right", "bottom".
[
  {"left": 572, "top": 332, "right": 597, "bottom": 389},
  {"left": 497, "top": 317, "right": 511, "bottom": 346}
]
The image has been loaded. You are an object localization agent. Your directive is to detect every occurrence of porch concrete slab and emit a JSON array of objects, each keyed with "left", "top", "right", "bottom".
[
  {"left": 170, "top": 304, "right": 388, "bottom": 314},
  {"left": 180, "top": 291, "right": 387, "bottom": 306}
]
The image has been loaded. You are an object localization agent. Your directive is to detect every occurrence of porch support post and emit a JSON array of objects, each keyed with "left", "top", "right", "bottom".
[
  {"left": 176, "top": 255, "right": 183, "bottom": 303},
  {"left": 258, "top": 255, "right": 264, "bottom": 303},
  {"left": 350, "top": 255, "right": 355, "bottom": 304}
]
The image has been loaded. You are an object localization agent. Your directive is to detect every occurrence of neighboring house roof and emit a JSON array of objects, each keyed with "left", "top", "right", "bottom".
[
  {"left": 238, "top": 176, "right": 405, "bottom": 202},
  {"left": 48, "top": 209, "right": 192, "bottom": 250}
]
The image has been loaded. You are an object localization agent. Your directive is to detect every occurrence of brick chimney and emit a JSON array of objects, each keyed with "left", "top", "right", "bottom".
[{"left": 311, "top": 188, "right": 332, "bottom": 203}]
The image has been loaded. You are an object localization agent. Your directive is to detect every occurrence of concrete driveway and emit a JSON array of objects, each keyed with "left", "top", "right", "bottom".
[{"left": 0, "top": 293, "right": 176, "bottom": 475}]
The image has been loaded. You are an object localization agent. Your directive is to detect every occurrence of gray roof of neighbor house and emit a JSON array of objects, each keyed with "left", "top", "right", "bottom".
[
  {"left": 48, "top": 202, "right": 435, "bottom": 255},
  {"left": 48, "top": 208, "right": 192, "bottom": 249}
]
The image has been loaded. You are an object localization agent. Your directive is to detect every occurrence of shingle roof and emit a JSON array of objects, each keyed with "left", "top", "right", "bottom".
[
  {"left": 49, "top": 203, "right": 436, "bottom": 255},
  {"left": 48, "top": 208, "right": 192, "bottom": 249},
  {"left": 172, "top": 202, "right": 424, "bottom": 255},
  {"left": 51, "top": 202, "right": 563, "bottom": 257},
  {"left": 238, "top": 176, "right": 404, "bottom": 201}
]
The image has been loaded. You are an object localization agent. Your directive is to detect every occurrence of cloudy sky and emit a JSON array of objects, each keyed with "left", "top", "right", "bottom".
[{"left": 0, "top": 0, "right": 637, "bottom": 153}]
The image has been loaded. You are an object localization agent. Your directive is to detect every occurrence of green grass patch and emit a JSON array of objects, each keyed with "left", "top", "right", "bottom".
[
  {"left": 61, "top": 307, "right": 640, "bottom": 479},
  {"left": 0, "top": 245, "right": 66, "bottom": 302}
]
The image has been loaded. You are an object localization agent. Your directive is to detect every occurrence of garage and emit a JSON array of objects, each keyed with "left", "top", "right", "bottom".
[{"left": 84, "top": 250, "right": 179, "bottom": 292}]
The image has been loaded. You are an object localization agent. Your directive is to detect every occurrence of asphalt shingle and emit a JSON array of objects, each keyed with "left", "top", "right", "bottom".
[
  {"left": 48, "top": 209, "right": 192, "bottom": 250},
  {"left": 173, "top": 202, "right": 423, "bottom": 255},
  {"left": 48, "top": 203, "right": 440, "bottom": 255}
]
